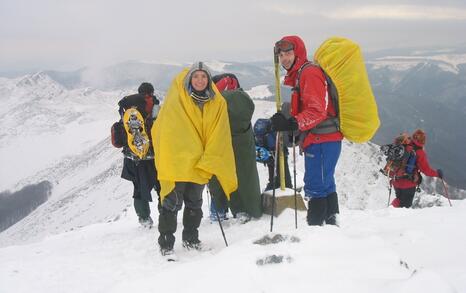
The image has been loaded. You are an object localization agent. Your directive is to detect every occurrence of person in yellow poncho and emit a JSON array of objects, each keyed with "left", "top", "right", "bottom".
[{"left": 152, "top": 62, "right": 237, "bottom": 257}]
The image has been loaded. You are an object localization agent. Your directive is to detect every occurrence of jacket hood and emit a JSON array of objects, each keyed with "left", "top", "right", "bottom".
[
  {"left": 412, "top": 129, "right": 426, "bottom": 147},
  {"left": 184, "top": 62, "right": 215, "bottom": 100},
  {"left": 280, "top": 35, "right": 309, "bottom": 86}
]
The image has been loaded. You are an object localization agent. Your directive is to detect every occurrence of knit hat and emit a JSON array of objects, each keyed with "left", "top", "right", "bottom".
[
  {"left": 212, "top": 73, "right": 240, "bottom": 92},
  {"left": 412, "top": 129, "right": 426, "bottom": 147},
  {"left": 184, "top": 62, "right": 215, "bottom": 103},
  {"left": 138, "top": 82, "right": 154, "bottom": 95}
]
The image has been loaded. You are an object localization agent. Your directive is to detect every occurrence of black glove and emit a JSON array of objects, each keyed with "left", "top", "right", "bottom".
[
  {"left": 437, "top": 169, "right": 444, "bottom": 179},
  {"left": 271, "top": 112, "right": 298, "bottom": 131}
]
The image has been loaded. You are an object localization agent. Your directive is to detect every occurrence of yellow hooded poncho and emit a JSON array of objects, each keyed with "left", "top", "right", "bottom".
[{"left": 152, "top": 68, "right": 238, "bottom": 201}]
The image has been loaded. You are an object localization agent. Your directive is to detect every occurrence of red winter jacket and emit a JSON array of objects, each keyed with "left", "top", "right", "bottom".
[
  {"left": 281, "top": 36, "right": 343, "bottom": 148},
  {"left": 392, "top": 147, "right": 439, "bottom": 189}
]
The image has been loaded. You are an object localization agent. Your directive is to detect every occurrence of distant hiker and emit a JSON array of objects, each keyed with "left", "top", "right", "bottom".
[
  {"left": 253, "top": 117, "right": 293, "bottom": 191},
  {"left": 119, "top": 82, "right": 161, "bottom": 228},
  {"left": 389, "top": 129, "right": 443, "bottom": 208},
  {"left": 271, "top": 36, "right": 342, "bottom": 226},
  {"left": 152, "top": 62, "right": 237, "bottom": 256},
  {"left": 208, "top": 73, "right": 262, "bottom": 223}
]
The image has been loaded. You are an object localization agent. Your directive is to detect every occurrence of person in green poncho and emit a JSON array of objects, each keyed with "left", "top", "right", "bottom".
[{"left": 208, "top": 73, "right": 262, "bottom": 223}]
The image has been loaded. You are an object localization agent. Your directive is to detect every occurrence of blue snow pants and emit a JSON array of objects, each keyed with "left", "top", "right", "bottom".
[{"left": 303, "top": 141, "right": 342, "bottom": 198}]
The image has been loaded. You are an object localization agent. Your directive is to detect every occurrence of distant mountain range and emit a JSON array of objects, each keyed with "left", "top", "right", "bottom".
[
  {"left": 1, "top": 45, "right": 465, "bottom": 191},
  {"left": 1, "top": 59, "right": 464, "bottom": 243}
]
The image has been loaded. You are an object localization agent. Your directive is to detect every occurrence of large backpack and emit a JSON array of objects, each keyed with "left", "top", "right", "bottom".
[
  {"left": 253, "top": 118, "right": 276, "bottom": 150},
  {"left": 111, "top": 93, "right": 159, "bottom": 159},
  {"left": 380, "top": 133, "right": 420, "bottom": 182},
  {"left": 294, "top": 37, "right": 380, "bottom": 143},
  {"left": 111, "top": 120, "right": 127, "bottom": 148}
]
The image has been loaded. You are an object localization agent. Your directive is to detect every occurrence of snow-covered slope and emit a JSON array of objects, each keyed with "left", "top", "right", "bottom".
[
  {"left": 0, "top": 72, "right": 128, "bottom": 190},
  {"left": 368, "top": 53, "right": 466, "bottom": 74},
  {"left": 0, "top": 83, "right": 451, "bottom": 246},
  {"left": 0, "top": 73, "right": 464, "bottom": 293},
  {"left": 0, "top": 197, "right": 465, "bottom": 293}
]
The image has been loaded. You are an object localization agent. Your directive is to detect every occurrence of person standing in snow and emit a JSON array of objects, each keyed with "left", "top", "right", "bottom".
[
  {"left": 253, "top": 113, "right": 293, "bottom": 192},
  {"left": 270, "top": 36, "right": 342, "bottom": 226},
  {"left": 391, "top": 129, "right": 444, "bottom": 208},
  {"left": 120, "top": 82, "right": 161, "bottom": 228},
  {"left": 208, "top": 73, "right": 262, "bottom": 223},
  {"left": 152, "top": 62, "right": 237, "bottom": 256}
]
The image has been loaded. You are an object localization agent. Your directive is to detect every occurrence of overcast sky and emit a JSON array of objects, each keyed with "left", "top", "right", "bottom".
[{"left": 1, "top": 0, "right": 466, "bottom": 71}]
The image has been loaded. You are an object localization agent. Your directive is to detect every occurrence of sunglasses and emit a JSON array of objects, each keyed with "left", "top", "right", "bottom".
[{"left": 274, "top": 40, "right": 294, "bottom": 54}]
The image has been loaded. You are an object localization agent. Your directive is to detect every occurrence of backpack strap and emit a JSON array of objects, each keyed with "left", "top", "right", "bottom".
[{"left": 291, "top": 61, "right": 340, "bottom": 136}]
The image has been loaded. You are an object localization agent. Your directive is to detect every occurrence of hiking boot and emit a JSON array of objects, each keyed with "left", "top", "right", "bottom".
[
  {"left": 235, "top": 212, "right": 251, "bottom": 224},
  {"left": 209, "top": 211, "right": 228, "bottom": 222},
  {"left": 182, "top": 239, "right": 204, "bottom": 251},
  {"left": 138, "top": 216, "right": 153, "bottom": 228},
  {"left": 160, "top": 247, "right": 174, "bottom": 256},
  {"left": 160, "top": 247, "right": 178, "bottom": 261},
  {"left": 326, "top": 214, "right": 339, "bottom": 226},
  {"left": 325, "top": 192, "right": 339, "bottom": 226},
  {"left": 307, "top": 197, "right": 327, "bottom": 226}
]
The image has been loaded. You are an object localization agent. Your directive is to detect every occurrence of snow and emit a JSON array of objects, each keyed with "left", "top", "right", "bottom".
[
  {"left": 369, "top": 59, "right": 424, "bottom": 71},
  {"left": 204, "top": 60, "right": 232, "bottom": 72},
  {"left": 369, "top": 53, "right": 466, "bottom": 74},
  {"left": 1, "top": 200, "right": 465, "bottom": 293},
  {"left": 0, "top": 73, "right": 465, "bottom": 293},
  {"left": 246, "top": 84, "right": 273, "bottom": 100},
  {"left": 0, "top": 120, "right": 114, "bottom": 189}
]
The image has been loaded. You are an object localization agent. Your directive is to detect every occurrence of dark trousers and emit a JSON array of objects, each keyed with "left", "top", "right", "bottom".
[
  {"left": 395, "top": 187, "right": 416, "bottom": 208},
  {"left": 158, "top": 182, "right": 204, "bottom": 250},
  {"left": 265, "top": 151, "right": 292, "bottom": 191},
  {"left": 134, "top": 198, "right": 151, "bottom": 219}
]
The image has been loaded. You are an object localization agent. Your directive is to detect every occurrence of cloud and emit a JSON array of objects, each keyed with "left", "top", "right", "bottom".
[
  {"left": 264, "top": 3, "right": 314, "bottom": 16},
  {"left": 327, "top": 5, "right": 466, "bottom": 20}
]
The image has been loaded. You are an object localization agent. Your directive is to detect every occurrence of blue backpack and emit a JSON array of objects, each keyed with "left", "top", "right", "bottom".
[{"left": 253, "top": 118, "right": 276, "bottom": 150}]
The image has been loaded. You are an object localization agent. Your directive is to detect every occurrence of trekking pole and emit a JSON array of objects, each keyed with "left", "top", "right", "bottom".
[
  {"left": 270, "top": 132, "right": 280, "bottom": 232},
  {"left": 292, "top": 130, "right": 298, "bottom": 229},
  {"left": 274, "top": 48, "right": 286, "bottom": 191},
  {"left": 441, "top": 179, "right": 452, "bottom": 207},
  {"left": 206, "top": 186, "right": 228, "bottom": 247},
  {"left": 387, "top": 180, "right": 393, "bottom": 207}
]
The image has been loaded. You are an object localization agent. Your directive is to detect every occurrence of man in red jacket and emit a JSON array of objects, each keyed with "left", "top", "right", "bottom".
[
  {"left": 391, "top": 129, "right": 444, "bottom": 208},
  {"left": 271, "top": 35, "right": 343, "bottom": 226}
]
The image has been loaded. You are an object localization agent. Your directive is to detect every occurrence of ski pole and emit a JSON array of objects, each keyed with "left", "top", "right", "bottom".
[
  {"left": 441, "top": 179, "right": 452, "bottom": 207},
  {"left": 292, "top": 130, "right": 298, "bottom": 229},
  {"left": 387, "top": 180, "right": 392, "bottom": 207},
  {"left": 270, "top": 131, "right": 280, "bottom": 232},
  {"left": 274, "top": 48, "right": 286, "bottom": 191},
  {"left": 206, "top": 186, "right": 228, "bottom": 247}
]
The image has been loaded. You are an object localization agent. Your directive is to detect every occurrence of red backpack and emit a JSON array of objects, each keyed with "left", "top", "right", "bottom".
[{"left": 380, "top": 133, "right": 420, "bottom": 182}]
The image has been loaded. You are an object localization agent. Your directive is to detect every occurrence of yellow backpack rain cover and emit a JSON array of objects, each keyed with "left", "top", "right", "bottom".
[{"left": 314, "top": 37, "right": 380, "bottom": 143}]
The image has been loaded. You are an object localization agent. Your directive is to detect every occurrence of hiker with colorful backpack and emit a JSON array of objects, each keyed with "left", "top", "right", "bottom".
[
  {"left": 151, "top": 62, "right": 237, "bottom": 257},
  {"left": 118, "top": 82, "right": 161, "bottom": 228},
  {"left": 271, "top": 35, "right": 342, "bottom": 226},
  {"left": 389, "top": 129, "right": 443, "bottom": 208},
  {"left": 253, "top": 117, "right": 293, "bottom": 192},
  {"left": 207, "top": 73, "right": 262, "bottom": 223}
]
